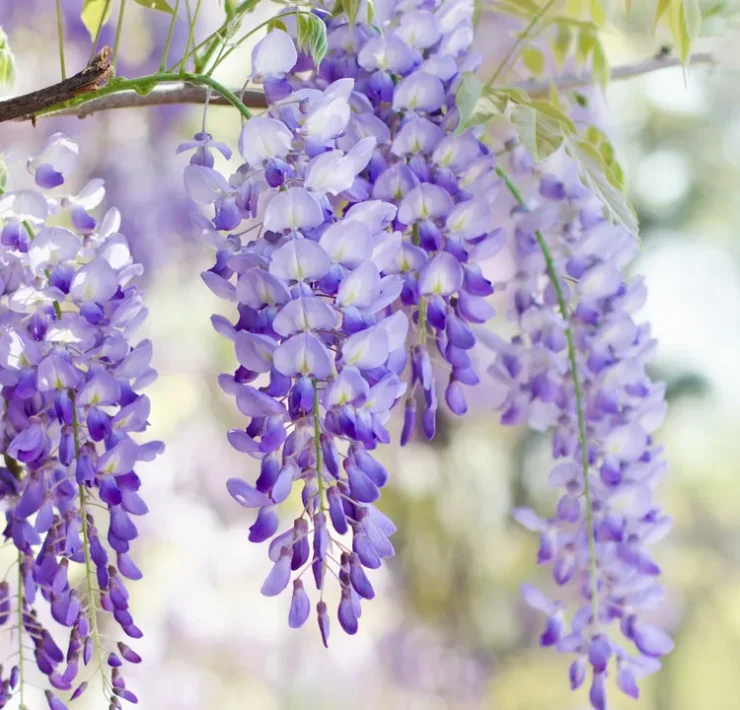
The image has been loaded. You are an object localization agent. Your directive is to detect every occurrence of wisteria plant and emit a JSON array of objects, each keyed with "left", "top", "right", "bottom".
[{"left": 0, "top": 0, "right": 720, "bottom": 707}]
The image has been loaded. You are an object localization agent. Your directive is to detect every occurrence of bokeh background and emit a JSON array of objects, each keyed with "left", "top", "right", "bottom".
[{"left": 1, "top": 1, "right": 740, "bottom": 708}]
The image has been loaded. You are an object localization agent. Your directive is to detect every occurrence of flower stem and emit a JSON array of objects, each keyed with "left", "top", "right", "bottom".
[
  {"left": 159, "top": 0, "right": 181, "bottom": 72},
  {"left": 16, "top": 550, "right": 24, "bottom": 709},
  {"left": 55, "top": 0, "right": 66, "bottom": 80},
  {"left": 495, "top": 165, "right": 600, "bottom": 627},
  {"left": 312, "top": 380, "right": 324, "bottom": 504},
  {"left": 88, "top": 0, "right": 113, "bottom": 63},
  {"left": 70, "top": 390, "right": 107, "bottom": 689},
  {"left": 487, "top": 0, "right": 559, "bottom": 87},
  {"left": 112, "top": 0, "right": 127, "bottom": 72},
  {"left": 188, "top": 0, "right": 261, "bottom": 72},
  {"left": 180, "top": 0, "right": 203, "bottom": 77}
]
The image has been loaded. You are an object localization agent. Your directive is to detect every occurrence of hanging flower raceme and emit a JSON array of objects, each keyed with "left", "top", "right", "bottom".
[
  {"left": 485, "top": 149, "right": 672, "bottom": 707},
  {"left": 182, "top": 72, "right": 407, "bottom": 643},
  {"left": 180, "top": 0, "right": 672, "bottom": 699},
  {"left": 0, "top": 133, "right": 162, "bottom": 708}
]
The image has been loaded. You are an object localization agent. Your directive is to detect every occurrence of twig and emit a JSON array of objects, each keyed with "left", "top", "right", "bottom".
[
  {"left": 1, "top": 51, "right": 717, "bottom": 123},
  {"left": 28, "top": 84, "right": 267, "bottom": 119},
  {"left": 0, "top": 47, "right": 113, "bottom": 123},
  {"left": 512, "top": 51, "right": 718, "bottom": 97}
]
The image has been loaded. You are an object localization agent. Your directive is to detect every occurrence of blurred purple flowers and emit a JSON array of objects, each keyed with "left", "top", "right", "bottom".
[{"left": 0, "top": 133, "right": 161, "bottom": 706}]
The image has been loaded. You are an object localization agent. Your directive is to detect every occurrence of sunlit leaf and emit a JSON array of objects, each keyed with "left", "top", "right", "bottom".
[
  {"left": 522, "top": 46, "right": 546, "bottom": 75},
  {"left": 552, "top": 23, "right": 572, "bottom": 65},
  {"left": 590, "top": 0, "right": 606, "bottom": 25},
  {"left": 81, "top": 0, "right": 113, "bottom": 40},
  {"left": 566, "top": 137, "right": 638, "bottom": 233},
  {"left": 591, "top": 37, "right": 609, "bottom": 88},
  {"left": 455, "top": 73, "right": 483, "bottom": 134},
  {"left": 296, "top": 13, "right": 328, "bottom": 66},
  {"left": 267, "top": 18, "right": 289, "bottom": 32},
  {"left": 132, "top": 0, "right": 175, "bottom": 11},
  {"left": 0, "top": 27, "right": 16, "bottom": 90},
  {"left": 576, "top": 27, "right": 595, "bottom": 62},
  {"left": 511, "top": 103, "right": 564, "bottom": 162}
]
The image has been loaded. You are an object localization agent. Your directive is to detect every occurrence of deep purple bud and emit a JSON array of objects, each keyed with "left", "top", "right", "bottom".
[
  {"left": 569, "top": 658, "right": 586, "bottom": 690},
  {"left": 108, "top": 653, "right": 122, "bottom": 668},
  {"left": 327, "top": 486, "right": 348, "bottom": 535},
  {"left": 261, "top": 547, "right": 292, "bottom": 597},
  {"left": 400, "top": 398, "right": 416, "bottom": 446},
  {"left": 317, "top": 601, "right": 330, "bottom": 648},
  {"left": 589, "top": 672, "right": 606, "bottom": 710},
  {"left": 337, "top": 588, "right": 358, "bottom": 635},
  {"left": 444, "top": 378, "right": 467, "bottom": 415},
  {"left": 349, "top": 554, "right": 375, "bottom": 599},
  {"left": 83, "top": 637, "right": 93, "bottom": 666},
  {"left": 45, "top": 691, "right": 68, "bottom": 710},
  {"left": 288, "top": 580, "right": 310, "bottom": 629},
  {"left": 0, "top": 582, "right": 9, "bottom": 624},
  {"left": 71, "top": 681, "right": 88, "bottom": 701}
]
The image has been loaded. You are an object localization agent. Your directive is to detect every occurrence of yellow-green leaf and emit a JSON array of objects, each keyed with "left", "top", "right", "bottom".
[
  {"left": 132, "top": 0, "right": 175, "bottom": 11},
  {"left": 0, "top": 27, "right": 16, "bottom": 90},
  {"left": 566, "top": 137, "right": 638, "bottom": 233},
  {"left": 576, "top": 27, "right": 595, "bottom": 63},
  {"left": 341, "top": 0, "right": 362, "bottom": 27},
  {"left": 267, "top": 18, "right": 289, "bottom": 32},
  {"left": 552, "top": 23, "right": 572, "bottom": 65},
  {"left": 511, "top": 103, "right": 564, "bottom": 162},
  {"left": 455, "top": 73, "right": 483, "bottom": 134},
  {"left": 528, "top": 99, "right": 577, "bottom": 133},
  {"left": 654, "top": 0, "right": 672, "bottom": 31},
  {"left": 496, "top": 0, "right": 542, "bottom": 16},
  {"left": 522, "top": 46, "right": 546, "bottom": 75},
  {"left": 81, "top": 0, "right": 113, "bottom": 40},
  {"left": 591, "top": 37, "right": 610, "bottom": 88},
  {"left": 296, "top": 13, "right": 328, "bottom": 66},
  {"left": 590, "top": 0, "right": 606, "bottom": 25},
  {"left": 668, "top": 0, "right": 700, "bottom": 64}
]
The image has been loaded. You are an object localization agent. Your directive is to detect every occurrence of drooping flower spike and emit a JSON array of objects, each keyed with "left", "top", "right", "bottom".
[
  {"left": 0, "top": 136, "right": 161, "bottom": 707},
  {"left": 181, "top": 1, "right": 672, "bottom": 704}
]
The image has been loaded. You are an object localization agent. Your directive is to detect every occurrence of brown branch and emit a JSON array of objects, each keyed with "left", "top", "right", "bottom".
[
  {"left": 2, "top": 51, "right": 718, "bottom": 123},
  {"left": 0, "top": 47, "right": 113, "bottom": 123},
  {"left": 68, "top": 84, "right": 268, "bottom": 118}
]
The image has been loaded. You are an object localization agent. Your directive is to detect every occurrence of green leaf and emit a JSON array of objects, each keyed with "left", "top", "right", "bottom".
[
  {"left": 132, "top": 0, "right": 175, "bottom": 11},
  {"left": 267, "top": 18, "right": 289, "bottom": 32},
  {"left": 522, "top": 46, "right": 546, "bottom": 75},
  {"left": 590, "top": 0, "right": 606, "bottom": 25},
  {"left": 527, "top": 99, "right": 577, "bottom": 133},
  {"left": 654, "top": 0, "right": 672, "bottom": 31},
  {"left": 511, "top": 103, "right": 564, "bottom": 162},
  {"left": 81, "top": 0, "right": 113, "bottom": 40},
  {"left": 342, "top": 0, "right": 362, "bottom": 27},
  {"left": 591, "top": 37, "right": 609, "bottom": 88},
  {"left": 296, "top": 13, "right": 328, "bottom": 67},
  {"left": 552, "top": 23, "right": 572, "bottom": 66},
  {"left": 576, "top": 27, "right": 595, "bottom": 63},
  {"left": 455, "top": 73, "right": 482, "bottom": 134},
  {"left": 566, "top": 137, "right": 638, "bottom": 233},
  {"left": 0, "top": 27, "right": 16, "bottom": 91}
]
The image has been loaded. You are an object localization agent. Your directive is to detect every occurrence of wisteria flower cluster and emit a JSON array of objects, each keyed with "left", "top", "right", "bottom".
[
  {"left": 179, "top": 0, "right": 673, "bottom": 707},
  {"left": 0, "top": 134, "right": 161, "bottom": 708}
]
